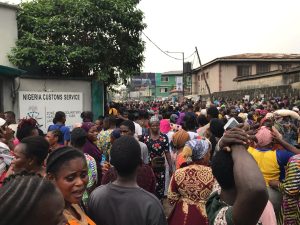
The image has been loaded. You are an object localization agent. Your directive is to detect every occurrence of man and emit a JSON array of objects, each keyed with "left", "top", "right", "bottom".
[
  {"left": 4, "top": 111, "right": 18, "bottom": 136},
  {"left": 119, "top": 120, "right": 148, "bottom": 164},
  {"left": 89, "top": 136, "right": 167, "bottom": 225},
  {"left": 206, "top": 127, "right": 268, "bottom": 225}
]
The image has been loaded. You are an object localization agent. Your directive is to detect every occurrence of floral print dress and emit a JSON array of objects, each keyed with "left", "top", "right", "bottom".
[{"left": 143, "top": 133, "right": 169, "bottom": 199}]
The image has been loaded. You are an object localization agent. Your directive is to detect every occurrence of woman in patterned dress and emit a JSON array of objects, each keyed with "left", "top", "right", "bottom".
[
  {"left": 168, "top": 138, "right": 214, "bottom": 225},
  {"left": 269, "top": 154, "right": 300, "bottom": 225},
  {"left": 142, "top": 116, "right": 173, "bottom": 200}
]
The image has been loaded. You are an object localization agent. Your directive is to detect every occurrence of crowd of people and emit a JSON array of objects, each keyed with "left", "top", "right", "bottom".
[{"left": 0, "top": 95, "right": 300, "bottom": 225}]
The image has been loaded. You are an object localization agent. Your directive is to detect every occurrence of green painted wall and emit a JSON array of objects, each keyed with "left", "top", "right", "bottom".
[
  {"left": 155, "top": 73, "right": 176, "bottom": 98},
  {"left": 92, "top": 80, "right": 104, "bottom": 119}
]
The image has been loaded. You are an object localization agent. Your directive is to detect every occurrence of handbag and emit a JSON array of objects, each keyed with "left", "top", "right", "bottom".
[{"left": 151, "top": 156, "right": 165, "bottom": 173}]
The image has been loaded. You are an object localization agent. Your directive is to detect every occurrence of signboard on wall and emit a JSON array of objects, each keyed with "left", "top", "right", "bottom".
[
  {"left": 19, "top": 91, "right": 83, "bottom": 132},
  {"left": 176, "top": 76, "right": 183, "bottom": 91}
]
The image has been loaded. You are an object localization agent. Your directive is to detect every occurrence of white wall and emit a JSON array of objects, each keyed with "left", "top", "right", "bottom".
[
  {"left": 0, "top": 5, "right": 18, "bottom": 67},
  {"left": 3, "top": 78, "right": 92, "bottom": 120}
]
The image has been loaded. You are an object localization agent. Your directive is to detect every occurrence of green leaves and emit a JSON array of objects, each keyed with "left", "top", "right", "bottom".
[{"left": 9, "top": 0, "right": 146, "bottom": 84}]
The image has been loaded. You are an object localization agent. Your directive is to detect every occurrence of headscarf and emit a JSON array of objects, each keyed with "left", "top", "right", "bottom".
[
  {"left": 170, "top": 114, "right": 178, "bottom": 124},
  {"left": 81, "top": 122, "right": 95, "bottom": 133},
  {"left": 172, "top": 129, "right": 190, "bottom": 150},
  {"left": 176, "top": 112, "right": 185, "bottom": 125},
  {"left": 160, "top": 119, "right": 171, "bottom": 134},
  {"left": 182, "top": 138, "right": 211, "bottom": 163},
  {"left": 149, "top": 116, "right": 160, "bottom": 124},
  {"left": 255, "top": 126, "right": 273, "bottom": 147}
]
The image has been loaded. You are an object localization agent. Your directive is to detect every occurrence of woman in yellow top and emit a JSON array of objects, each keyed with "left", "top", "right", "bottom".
[{"left": 46, "top": 146, "right": 96, "bottom": 225}]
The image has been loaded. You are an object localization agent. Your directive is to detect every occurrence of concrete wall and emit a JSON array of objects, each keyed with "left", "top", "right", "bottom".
[
  {"left": 192, "top": 61, "right": 300, "bottom": 96},
  {"left": 3, "top": 78, "right": 92, "bottom": 119},
  {"left": 0, "top": 5, "right": 18, "bottom": 67}
]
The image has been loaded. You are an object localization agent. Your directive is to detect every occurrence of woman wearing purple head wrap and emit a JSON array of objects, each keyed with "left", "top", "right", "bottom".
[
  {"left": 81, "top": 122, "right": 102, "bottom": 185},
  {"left": 168, "top": 138, "right": 214, "bottom": 225}
]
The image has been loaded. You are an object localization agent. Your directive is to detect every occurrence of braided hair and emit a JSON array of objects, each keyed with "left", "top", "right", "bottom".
[
  {"left": 46, "top": 146, "right": 86, "bottom": 176},
  {"left": 0, "top": 172, "right": 62, "bottom": 225}
]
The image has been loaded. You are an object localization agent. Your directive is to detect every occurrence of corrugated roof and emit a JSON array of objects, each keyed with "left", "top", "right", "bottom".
[
  {"left": 162, "top": 70, "right": 182, "bottom": 75},
  {"left": 193, "top": 53, "right": 300, "bottom": 73},
  {"left": 221, "top": 53, "right": 300, "bottom": 59}
]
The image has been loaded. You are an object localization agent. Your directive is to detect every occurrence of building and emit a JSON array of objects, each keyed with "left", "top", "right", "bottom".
[
  {"left": 192, "top": 53, "right": 300, "bottom": 97},
  {"left": 0, "top": 2, "right": 104, "bottom": 130}
]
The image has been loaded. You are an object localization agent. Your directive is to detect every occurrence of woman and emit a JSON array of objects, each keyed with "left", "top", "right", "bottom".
[
  {"left": 142, "top": 116, "right": 173, "bottom": 200},
  {"left": 168, "top": 138, "right": 215, "bottom": 225},
  {"left": 172, "top": 129, "right": 190, "bottom": 169},
  {"left": 46, "top": 147, "right": 96, "bottom": 225},
  {"left": 0, "top": 172, "right": 66, "bottom": 225},
  {"left": 16, "top": 118, "right": 39, "bottom": 142},
  {"left": 71, "top": 128, "right": 98, "bottom": 210},
  {"left": 81, "top": 122, "right": 102, "bottom": 184},
  {"left": 45, "top": 129, "right": 63, "bottom": 152},
  {"left": 48, "top": 111, "right": 70, "bottom": 146},
  {"left": 269, "top": 154, "right": 300, "bottom": 225},
  {"left": 11, "top": 136, "right": 49, "bottom": 176}
]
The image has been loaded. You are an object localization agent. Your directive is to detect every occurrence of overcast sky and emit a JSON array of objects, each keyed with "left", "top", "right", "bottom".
[{"left": 6, "top": 0, "right": 300, "bottom": 73}]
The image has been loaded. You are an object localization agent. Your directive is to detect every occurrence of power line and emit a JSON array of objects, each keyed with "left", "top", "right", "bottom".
[{"left": 142, "top": 31, "right": 195, "bottom": 62}]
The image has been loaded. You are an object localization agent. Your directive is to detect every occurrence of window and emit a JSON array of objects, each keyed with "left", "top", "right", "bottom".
[
  {"left": 198, "top": 75, "right": 200, "bottom": 81},
  {"left": 161, "top": 76, "right": 169, "bottom": 82},
  {"left": 281, "top": 63, "right": 292, "bottom": 70},
  {"left": 256, "top": 63, "right": 270, "bottom": 74},
  {"left": 237, "top": 65, "right": 251, "bottom": 76},
  {"left": 160, "top": 88, "right": 168, "bottom": 93}
]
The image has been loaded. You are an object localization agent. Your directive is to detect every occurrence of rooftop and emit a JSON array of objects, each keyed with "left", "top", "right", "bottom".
[
  {"left": 162, "top": 70, "right": 182, "bottom": 75},
  {"left": 221, "top": 53, "right": 300, "bottom": 59},
  {"left": 193, "top": 53, "right": 300, "bottom": 73},
  {"left": 0, "top": 2, "right": 18, "bottom": 10}
]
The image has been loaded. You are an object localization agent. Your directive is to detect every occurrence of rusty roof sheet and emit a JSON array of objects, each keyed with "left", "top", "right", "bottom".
[{"left": 221, "top": 53, "right": 300, "bottom": 59}]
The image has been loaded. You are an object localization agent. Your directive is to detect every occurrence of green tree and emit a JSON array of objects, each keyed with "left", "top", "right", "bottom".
[{"left": 9, "top": 0, "right": 146, "bottom": 85}]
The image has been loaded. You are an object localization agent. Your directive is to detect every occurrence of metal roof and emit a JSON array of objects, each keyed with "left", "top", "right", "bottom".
[
  {"left": 193, "top": 53, "right": 300, "bottom": 73},
  {"left": 0, "top": 65, "right": 26, "bottom": 77},
  {"left": 162, "top": 70, "right": 182, "bottom": 75}
]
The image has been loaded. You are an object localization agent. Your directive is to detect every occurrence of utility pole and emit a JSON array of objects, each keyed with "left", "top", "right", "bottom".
[{"left": 195, "top": 47, "right": 212, "bottom": 102}]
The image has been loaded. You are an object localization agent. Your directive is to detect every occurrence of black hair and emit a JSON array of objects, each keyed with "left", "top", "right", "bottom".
[
  {"left": 0, "top": 172, "right": 60, "bottom": 225},
  {"left": 49, "top": 129, "right": 63, "bottom": 144},
  {"left": 197, "top": 115, "right": 209, "bottom": 127},
  {"left": 16, "top": 118, "right": 38, "bottom": 141},
  {"left": 4, "top": 111, "right": 15, "bottom": 119},
  {"left": 80, "top": 111, "right": 94, "bottom": 122},
  {"left": 46, "top": 146, "right": 86, "bottom": 176},
  {"left": 71, "top": 128, "right": 87, "bottom": 148},
  {"left": 210, "top": 119, "right": 225, "bottom": 138},
  {"left": 110, "top": 136, "right": 141, "bottom": 177},
  {"left": 21, "top": 136, "right": 49, "bottom": 166},
  {"left": 53, "top": 111, "right": 65, "bottom": 124},
  {"left": 207, "top": 106, "right": 219, "bottom": 119},
  {"left": 183, "top": 113, "right": 197, "bottom": 131},
  {"left": 212, "top": 150, "right": 235, "bottom": 190},
  {"left": 120, "top": 120, "right": 135, "bottom": 133},
  {"left": 108, "top": 115, "right": 116, "bottom": 126}
]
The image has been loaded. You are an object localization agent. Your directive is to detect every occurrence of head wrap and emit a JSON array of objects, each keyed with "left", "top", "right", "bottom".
[
  {"left": 160, "top": 119, "right": 171, "bottom": 134},
  {"left": 170, "top": 114, "right": 178, "bottom": 124},
  {"left": 111, "top": 129, "right": 121, "bottom": 139},
  {"left": 176, "top": 112, "right": 185, "bottom": 125},
  {"left": 149, "top": 116, "right": 160, "bottom": 124},
  {"left": 255, "top": 126, "right": 273, "bottom": 147},
  {"left": 183, "top": 138, "right": 211, "bottom": 163},
  {"left": 81, "top": 122, "right": 95, "bottom": 133},
  {"left": 172, "top": 129, "right": 190, "bottom": 150}
]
